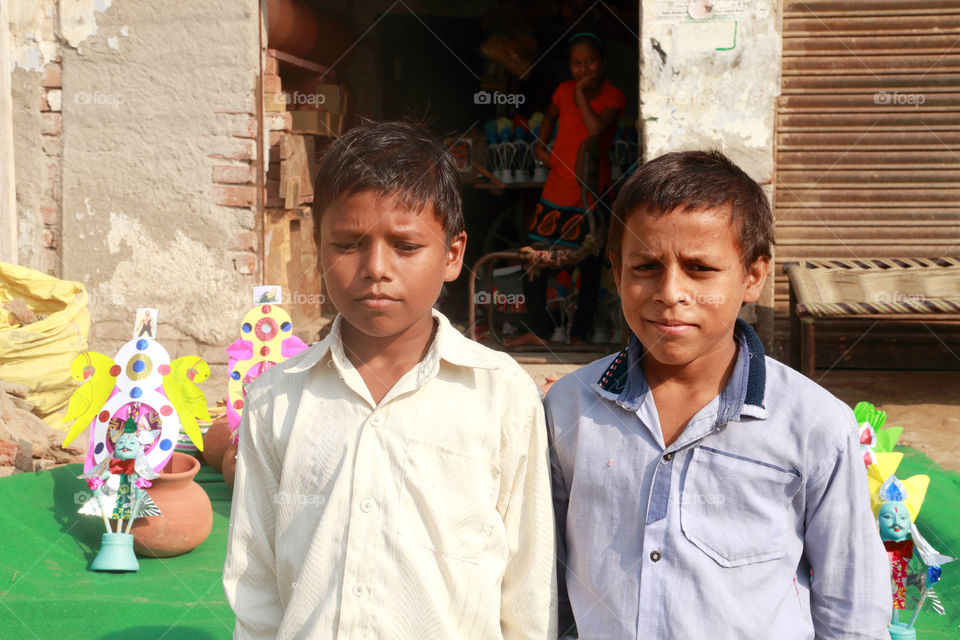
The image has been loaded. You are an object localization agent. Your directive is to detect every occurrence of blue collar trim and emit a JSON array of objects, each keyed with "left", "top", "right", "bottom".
[{"left": 595, "top": 318, "right": 767, "bottom": 416}]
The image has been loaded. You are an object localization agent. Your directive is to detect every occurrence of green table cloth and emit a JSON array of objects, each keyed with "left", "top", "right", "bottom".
[
  {"left": 0, "top": 462, "right": 234, "bottom": 639},
  {"left": 0, "top": 448, "right": 957, "bottom": 638}
]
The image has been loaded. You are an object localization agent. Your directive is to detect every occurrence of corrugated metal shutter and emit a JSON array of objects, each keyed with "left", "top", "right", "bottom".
[{"left": 775, "top": 0, "right": 960, "bottom": 369}]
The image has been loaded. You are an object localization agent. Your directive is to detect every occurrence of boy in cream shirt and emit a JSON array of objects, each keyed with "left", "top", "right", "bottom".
[{"left": 223, "top": 120, "right": 557, "bottom": 639}]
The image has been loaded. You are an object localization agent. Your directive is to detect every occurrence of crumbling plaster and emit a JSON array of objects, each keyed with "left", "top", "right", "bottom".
[{"left": 9, "top": 0, "right": 263, "bottom": 362}]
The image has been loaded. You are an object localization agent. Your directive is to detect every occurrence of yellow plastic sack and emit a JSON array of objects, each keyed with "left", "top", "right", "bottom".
[{"left": 0, "top": 262, "right": 89, "bottom": 426}]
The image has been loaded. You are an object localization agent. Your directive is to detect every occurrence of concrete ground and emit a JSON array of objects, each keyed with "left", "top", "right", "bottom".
[{"left": 517, "top": 354, "right": 960, "bottom": 473}]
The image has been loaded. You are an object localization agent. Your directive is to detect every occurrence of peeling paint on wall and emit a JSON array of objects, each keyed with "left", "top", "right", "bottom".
[
  {"left": 102, "top": 210, "right": 245, "bottom": 344},
  {"left": 59, "top": 0, "right": 113, "bottom": 48},
  {"left": 641, "top": 0, "right": 780, "bottom": 165},
  {"left": 9, "top": 0, "right": 128, "bottom": 72},
  {"left": 9, "top": 1, "right": 58, "bottom": 71}
]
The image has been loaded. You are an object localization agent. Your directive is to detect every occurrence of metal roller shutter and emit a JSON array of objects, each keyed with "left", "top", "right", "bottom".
[{"left": 775, "top": 0, "right": 960, "bottom": 369}]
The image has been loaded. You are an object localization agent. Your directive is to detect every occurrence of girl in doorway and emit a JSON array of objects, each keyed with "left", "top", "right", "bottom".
[{"left": 506, "top": 32, "right": 626, "bottom": 347}]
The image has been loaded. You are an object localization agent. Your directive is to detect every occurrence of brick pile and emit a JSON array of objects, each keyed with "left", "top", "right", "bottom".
[{"left": 0, "top": 381, "right": 85, "bottom": 477}]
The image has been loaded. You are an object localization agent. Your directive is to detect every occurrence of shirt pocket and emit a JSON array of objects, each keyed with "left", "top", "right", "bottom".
[
  {"left": 394, "top": 437, "right": 499, "bottom": 564},
  {"left": 680, "top": 446, "right": 802, "bottom": 568}
]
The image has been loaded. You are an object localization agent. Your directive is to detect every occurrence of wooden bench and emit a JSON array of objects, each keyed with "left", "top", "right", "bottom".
[{"left": 784, "top": 258, "right": 960, "bottom": 377}]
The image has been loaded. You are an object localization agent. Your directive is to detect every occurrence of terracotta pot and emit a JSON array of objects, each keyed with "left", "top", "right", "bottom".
[
  {"left": 201, "top": 416, "right": 232, "bottom": 472},
  {"left": 131, "top": 452, "right": 213, "bottom": 558},
  {"left": 268, "top": 0, "right": 317, "bottom": 57},
  {"left": 222, "top": 442, "right": 238, "bottom": 490}
]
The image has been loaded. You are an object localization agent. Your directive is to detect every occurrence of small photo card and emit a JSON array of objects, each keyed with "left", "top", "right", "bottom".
[
  {"left": 133, "top": 308, "right": 158, "bottom": 339},
  {"left": 254, "top": 286, "right": 283, "bottom": 305}
]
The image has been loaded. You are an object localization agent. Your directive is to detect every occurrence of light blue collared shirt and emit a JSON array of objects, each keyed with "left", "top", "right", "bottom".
[{"left": 545, "top": 320, "right": 892, "bottom": 639}]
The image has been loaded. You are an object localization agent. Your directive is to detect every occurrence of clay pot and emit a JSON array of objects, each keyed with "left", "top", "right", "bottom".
[
  {"left": 268, "top": 0, "right": 317, "bottom": 57},
  {"left": 201, "top": 416, "right": 232, "bottom": 472},
  {"left": 222, "top": 441, "right": 238, "bottom": 490},
  {"left": 131, "top": 452, "right": 213, "bottom": 558}
]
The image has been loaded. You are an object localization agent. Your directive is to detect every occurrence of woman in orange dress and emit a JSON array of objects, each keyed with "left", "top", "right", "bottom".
[{"left": 507, "top": 32, "right": 625, "bottom": 346}]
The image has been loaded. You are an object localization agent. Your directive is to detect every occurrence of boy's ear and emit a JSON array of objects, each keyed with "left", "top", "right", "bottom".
[
  {"left": 742, "top": 256, "right": 770, "bottom": 304},
  {"left": 443, "top": 231, "right": 468, "bottom": 282}
]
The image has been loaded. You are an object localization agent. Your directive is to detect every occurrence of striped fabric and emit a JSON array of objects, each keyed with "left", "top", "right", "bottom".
[{"left": 786, "top": 258, "right": 960, "bottom": 318}]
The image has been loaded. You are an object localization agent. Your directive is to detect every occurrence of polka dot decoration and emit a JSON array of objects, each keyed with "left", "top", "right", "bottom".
[
  {"left": 255, "top": 317, "right": 278, "bottom": 342},
  {"left": 126, "top": 354, "right": 153, "bottom": 381}
]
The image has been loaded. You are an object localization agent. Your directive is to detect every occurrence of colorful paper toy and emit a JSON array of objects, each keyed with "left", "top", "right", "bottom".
[
  {"left": 62, "top": 319, "right": 210, "bottom": 572},
  {"left": 78, "top": 417, "right": 160, "bottom": 571},
  {"left": 163, "top": 356, "right": 211, "bottom": 453},
  {"left": 225, "top": 300, "right": 307, "bottom": 437},
  {"left": 854, "top": 401, "right": 903, "bottom": 468},
  {"left": 62, "top": 351, "right": 120, "bottom": 448},
  {"left": 80, "top": 417, "right": 160, "bottom": 526},
  {"left": 866, "top": 449, "right": 953, "bottom": 639},
  {"left": 62, "top": 336, "right": 210, "bottom": 472}
]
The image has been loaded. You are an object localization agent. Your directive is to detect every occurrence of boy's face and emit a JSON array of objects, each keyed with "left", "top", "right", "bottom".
[
  {"left": 318, "top": 190, "right": 466, "bottom": 340},
  {"left": 612, "top": 204, "right": 768, "bottom": 371}
]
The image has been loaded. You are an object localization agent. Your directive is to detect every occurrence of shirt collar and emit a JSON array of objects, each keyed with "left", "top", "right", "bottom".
[
  {"left": 284, "top": 308, "right": 503, "bottom": 375},
  {"left": 594, "top": 318, "right": 767, "bottom": 420}
]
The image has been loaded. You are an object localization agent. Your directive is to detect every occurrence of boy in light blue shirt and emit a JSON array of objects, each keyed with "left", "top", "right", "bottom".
[{"left": 545, "top": 150, "right": 891, "bottom": 639}]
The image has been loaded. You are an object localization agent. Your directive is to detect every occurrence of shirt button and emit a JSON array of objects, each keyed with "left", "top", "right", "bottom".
[
  {"left": 650, "top": 550, "right": 662, "bottom": 562},
  {"left": 661, "top": 452, "right": 674, "bottom": 463},
  {"left": 352, "top": 584, "right": 366, "bottom": 597},
  {"left": 360, "top": 499, "right": 374, "bottom": 513},
  {"left": 369, "top": 414, "right": 382, "bottom": 427}
]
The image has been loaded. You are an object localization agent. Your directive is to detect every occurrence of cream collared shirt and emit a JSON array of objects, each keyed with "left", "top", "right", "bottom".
[{"left": 223, "top": 309, "right": 557, "bottom": 639}]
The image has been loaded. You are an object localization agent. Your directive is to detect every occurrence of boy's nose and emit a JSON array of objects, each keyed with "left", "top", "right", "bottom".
[
  {"left": 654, "top": 268, "right": 688, "bottom": 306},
  {"left": 363, "top": 241, "right": 392, "bottom": 281}
]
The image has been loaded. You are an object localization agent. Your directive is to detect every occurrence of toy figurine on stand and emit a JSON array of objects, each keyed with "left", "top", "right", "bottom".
[
  {"left": 226, "top": 288, "right": 308, "bottom": 440},
  {"left": 867, "top": 452, "right": 953, "bottom": 639},
  {"left": 78, "top": 417, "right": 160, "bottom": 571},
  {"left": 62, "top": 308, "right": 210, "bottom": 571}
]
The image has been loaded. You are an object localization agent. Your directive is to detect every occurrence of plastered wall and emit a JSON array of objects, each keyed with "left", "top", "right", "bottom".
[{"left": 8, "top": 0, "right": 263, "bottom": 375}]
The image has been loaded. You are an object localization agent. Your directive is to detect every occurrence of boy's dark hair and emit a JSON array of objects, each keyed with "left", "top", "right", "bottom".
[
  {"left": 608, "top": 150, "right": 774, "bottom": 266},
  {"left": 568, "top": 32, "right": 605, "bottom": 58},
  {"left": 311, "top": 120, "right": 464, "bottom": 245}
]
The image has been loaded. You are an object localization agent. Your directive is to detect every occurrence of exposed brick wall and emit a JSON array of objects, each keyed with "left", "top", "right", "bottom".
[
  {"left": 209, "top": 106, "right": 259, "bottom": 281},
  {"left": 37, "top": 58, "right": 63, "bottom": 275}
]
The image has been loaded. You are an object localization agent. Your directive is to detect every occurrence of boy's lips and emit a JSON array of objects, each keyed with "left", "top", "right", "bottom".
[
  {"left": 647, "top": 319, "right": 696, "bottom": 335},
  {"left": 355, "top": 293, "right": 399, "bottom": 310}
]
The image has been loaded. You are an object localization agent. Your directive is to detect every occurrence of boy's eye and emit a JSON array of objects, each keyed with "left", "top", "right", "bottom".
[
  {"left": 332, "top": 240, "right": 362, "bottom": 250},
  {"left": 396, "top": 243, "right": 422, "bottom": 253},
  {"left": 631, "top": 263, "right": 659, "bottom": 272},
  {"left": 688, "top": 264, "right": 716, "bottom": 272}
]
